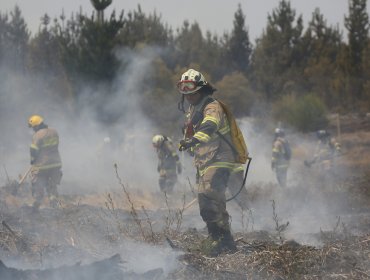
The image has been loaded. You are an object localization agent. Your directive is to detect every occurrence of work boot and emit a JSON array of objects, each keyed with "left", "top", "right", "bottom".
[
  {"left": 201, "top": 223, "right": 237, "bottom": 256},
  {"left": 219, "top": 229, "right": 237, "bottom": 252}
]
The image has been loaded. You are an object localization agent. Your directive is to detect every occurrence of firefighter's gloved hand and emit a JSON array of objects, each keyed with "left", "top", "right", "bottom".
[
  {"left": 179, "top": 138, "right": 199, "bottom": 152},
  {"left": 177, "top": 162, "right": 182, "bottom": 174}
]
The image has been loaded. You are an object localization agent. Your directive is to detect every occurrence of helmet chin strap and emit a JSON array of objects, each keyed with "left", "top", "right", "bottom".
[{"left": 178, "top": 95, "right": 185, "bottom": 113}]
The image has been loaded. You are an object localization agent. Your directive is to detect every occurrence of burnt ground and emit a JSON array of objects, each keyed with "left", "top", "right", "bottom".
[{"left": 0, "top": 115, "right": 370, "bottom": 280}]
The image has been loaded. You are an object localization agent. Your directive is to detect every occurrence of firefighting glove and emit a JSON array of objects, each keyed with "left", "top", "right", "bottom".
[
  {"left": 179, "top": 138, "right": 199, "bottom": 152},
  {"left": 177, "top": 162, "right": 182, "bottom": 174}
]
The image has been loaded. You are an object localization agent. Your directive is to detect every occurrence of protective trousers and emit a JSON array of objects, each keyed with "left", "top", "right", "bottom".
[
  {"left": 31, "top": 167, "right": 62, "bottom": 208},
  {"left": 158, "top": 168, "right": 177, "bottom": 193},
  {"left": 275, "top": 166, "right": 288, "bottom": 188},
  {"left": 197, "top": 167, "right": 231, "bottom": 234}
]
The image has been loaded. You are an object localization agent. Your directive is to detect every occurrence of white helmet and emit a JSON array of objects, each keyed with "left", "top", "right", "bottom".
[
  {"left": 177, "top": 69, "right": 208, "bottom": 95},
  {"left": 152, "top": 135, "right": 165, "bottom": 146},
  {"left": 275, "top": 128, "right": 285, "bottom": 137}
]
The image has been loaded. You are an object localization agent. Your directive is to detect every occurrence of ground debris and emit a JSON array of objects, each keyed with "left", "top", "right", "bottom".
[
  {"left": 0, "top": 253, "right": 165, "bottom": 280},
  {"left": 168, "top": 231, "right": 370, "bottom": 280}
]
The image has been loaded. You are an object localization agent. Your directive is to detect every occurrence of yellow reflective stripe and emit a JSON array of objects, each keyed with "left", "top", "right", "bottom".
[
  {"left": 201, "top": 116, "right": 219, "bottom": 127},
  {"left": 42, "top": 137, "right": 58, "bottom": 147},
  {"left": 231, "top": 165, "right": 244, "bottom": 174},
  {"left": 199, "top": 162, "right": 241, "bottom": 176},
  {"left": 171, "top": 152, "right": 177, "bottom": 157},
  {"left": 30, "top": 144, "right": 39, "bottom": 150},
  {"left": 218, "top": 125, "right": 230, "bottom": 135},
  {"left": 33, "top": 162, "right": 62, "bottom": 170},
  {"left": 276, "top": 164, "right": 289, "bottom": 169},
  {"left": 272, "top": 148, "right": 279, "bottom": 153},
  {"left": 194, "top": 131, "right": 211, "bottom": 143}
]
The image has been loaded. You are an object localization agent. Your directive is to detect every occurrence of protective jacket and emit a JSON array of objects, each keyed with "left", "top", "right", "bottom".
[
  {"left": 157, "top": 138, "right": 179, "bottom": 170},
  {"left": 312, "top": 137, "right": 341, "bottom": 170},
  {"left": 271, "top": 137, "right": 290, "bottom": 169},
  {"left": 30, "top": 126, "right": 62, "bottom": 170},
  {"left": 186, "top": 96, "right": 243, "bottom": 176}
]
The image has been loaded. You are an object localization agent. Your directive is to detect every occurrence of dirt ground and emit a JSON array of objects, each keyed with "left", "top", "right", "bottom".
[{"left": 0, "top": 114, "right": 370, "bottom": 280}]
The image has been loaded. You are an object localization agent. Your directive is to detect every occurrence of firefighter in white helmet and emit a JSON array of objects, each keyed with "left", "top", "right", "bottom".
[
  {"left": 152, "top": 134, "right": 182, "bottom": 193},
  {"left": 304, "top": 130, "right": 341, "bottom": 187},
  {"left": 28, "top": 115, "right": 62, "bottom": 211},
  {"left": 177, "top": 69, "right": 249, "bottom": 256}
]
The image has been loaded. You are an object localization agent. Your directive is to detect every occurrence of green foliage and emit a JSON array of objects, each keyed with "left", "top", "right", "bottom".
[
  {"left": 273, "top": 94, "right": 328, "bottom": 132},
  {"left": 173, "top": 21, "right": 204, "bottom": 68},
  {"left": 0, "top": 6, "right": 29, "bottom": 71},
  {"left": 225, "top": 4, "right": 252, "bottom": 74},
  {"left": 301, "top": 8, "right": 345, "bottom": 107},
  {"left": 251, "top": 0, "right": 304, "bottom": 100},
  {"left": 345, "top": 0, "right": 369, "bottom": 72},
  {"left": 344, "top": 0, "right": 369, "bottom": 101},
  {"left": 118, "top": 5, "right": 171, "bottom": 48},
  {"left": 214, "top": 72, "right": 255, "bottom": 117},
  {"left": 1, "top": 1, "right": 370, "bottom": 127}
]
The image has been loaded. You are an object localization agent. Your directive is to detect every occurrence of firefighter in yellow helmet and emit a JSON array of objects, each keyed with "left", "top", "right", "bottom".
[
  {"left": 152, "top": 135, "right": 182, "bottom": 193},
  {"left": 177, "top": 69, "right": 248, "bottom": 256},
  {"left": 28, "top": 115, "right": 62, "bottom": 210},
  {"left": 271, "top": 128, "right": 291, "bottom": 187}
]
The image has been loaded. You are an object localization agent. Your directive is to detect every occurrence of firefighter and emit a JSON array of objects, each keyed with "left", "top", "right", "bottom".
[
  {"left": 177, "top": 69, "right": 244, "bottom": 256},
  {"left": 304, "top": 130, "right": 341, "bottom": 169},
  {"left": 152, "top": 135, "right": 182, "bottom": 193},
  {"left": 28, "top": 115, "right": 62, "bottom": 210},
  {"left": 271, "top": 128, "right": 291, "bottom": 187}
]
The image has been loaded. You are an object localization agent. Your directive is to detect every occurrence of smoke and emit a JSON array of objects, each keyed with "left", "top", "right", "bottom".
[
  {"left": 0, "top": 45, "right": 188, "bottom": 278},
  {"left": 0, "top": 46, "right": 173, "bottom": 195},
  {"left": 234, "top": 116, "right": 353, "bottom": 246}
]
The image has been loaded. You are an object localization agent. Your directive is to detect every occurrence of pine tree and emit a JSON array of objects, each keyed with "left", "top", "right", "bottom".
[
  {"left": 345, "top": 0, "right": 369, "bottom": 73},
  {"left": 251, "top": 0, "right": 304, "bottom": 100},
  {"left": 344, "top": 0, "right": 369, "bottom": 102},
  {"left": 226, "top": 4, "right": 252, "bottom": 74},
  {"left": 90, "top": 0, "right": 112, "bottom": 24},
  {"left": 1, "top": 6, "right": 29, "bottom": 72},
  {"left": 302, "top": 8, "right": 344, "bottom": 107}
]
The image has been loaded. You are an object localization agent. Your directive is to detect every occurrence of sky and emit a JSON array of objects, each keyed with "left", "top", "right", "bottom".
[{"left": 2, "top": 0, "right": 368, "bottom": 41}]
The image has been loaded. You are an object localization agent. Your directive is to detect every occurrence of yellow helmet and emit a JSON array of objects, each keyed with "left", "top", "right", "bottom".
[{"left": 28, "top": 115, "right": 44, "bottom": 128}]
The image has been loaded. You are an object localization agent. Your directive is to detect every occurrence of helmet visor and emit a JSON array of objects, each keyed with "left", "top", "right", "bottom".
[{"left": 177, "top": 80, "right": 198, "bottom": 94}]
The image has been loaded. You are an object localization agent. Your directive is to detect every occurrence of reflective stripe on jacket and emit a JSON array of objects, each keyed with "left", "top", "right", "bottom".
[
  {"left": 157, "top": 139, "right": 179, "bottom": 170},
  {"left": 187, "top": 97, "right": 236, "bottom": 171},
  {"left": 271, "top": 137, "right": 289, "bottom": 169},
  {"left": 31, "top": 127, "right": 62, "bottom": 170}
]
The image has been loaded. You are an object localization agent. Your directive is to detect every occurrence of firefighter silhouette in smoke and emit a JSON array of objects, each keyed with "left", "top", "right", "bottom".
[
  {"left": 152, "top": 134, "right": 182, "bottom": 193},
  {"left": 304, "top": 130, "right": 341, "bottom": 187},
  {"left": 28, "top": 115, "right": 62, "bottom": 210},
  {"left": 271, "top": 128, "right": 291, "bottom": 187}
]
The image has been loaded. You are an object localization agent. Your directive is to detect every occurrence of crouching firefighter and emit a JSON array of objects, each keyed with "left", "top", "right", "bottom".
[
  {"left": 28, "top": 115, "right": 62, "bottom": 211},
  {"left": 177, "top": 69, "right": 251, "bottom": 256},
  {"left": 152, "top": 135, "right": 182, "bottom": 193}
]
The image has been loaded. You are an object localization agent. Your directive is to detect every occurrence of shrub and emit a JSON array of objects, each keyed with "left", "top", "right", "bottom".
[{"left": 273, "top": 94, "right": 328, "bottom": 132}]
